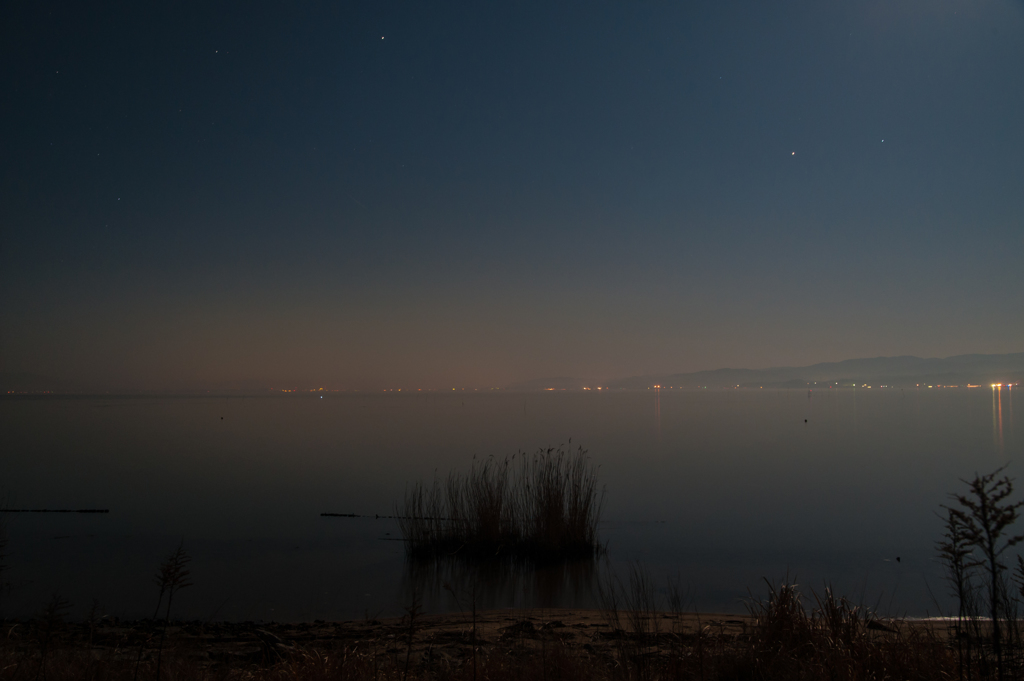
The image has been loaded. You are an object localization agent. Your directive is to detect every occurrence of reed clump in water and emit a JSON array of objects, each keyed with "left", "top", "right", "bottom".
[{"left": 397, "top": 445, "right": 603, "bottom": 562}]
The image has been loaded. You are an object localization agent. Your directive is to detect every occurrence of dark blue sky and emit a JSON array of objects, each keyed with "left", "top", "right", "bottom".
[{"left": 3, "top": 0, "right": 1023, "bottom": 390}]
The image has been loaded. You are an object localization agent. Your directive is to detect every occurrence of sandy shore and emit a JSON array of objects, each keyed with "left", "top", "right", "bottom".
[{"left": 4, "top": 609, "right": 757, "bottom": 666}]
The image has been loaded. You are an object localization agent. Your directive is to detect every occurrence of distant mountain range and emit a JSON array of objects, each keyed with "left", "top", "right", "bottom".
[
  {"left": 510, "top": 353, "right": 1024, "bottom": 391},
  {"left": 4, "top": 352, "right": 1023, "bottom": 394}
]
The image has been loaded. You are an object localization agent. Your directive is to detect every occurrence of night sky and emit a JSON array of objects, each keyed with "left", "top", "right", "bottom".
[{"left": 3, "top": 1, "right": 1023, "bottom": 391}]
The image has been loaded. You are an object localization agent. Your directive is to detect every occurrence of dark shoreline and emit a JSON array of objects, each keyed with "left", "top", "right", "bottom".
[{"left": 1, "top": 607, "right": 953, "bottom": 680}]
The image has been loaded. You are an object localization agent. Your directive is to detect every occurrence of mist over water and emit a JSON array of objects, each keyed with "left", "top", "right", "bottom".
[{"left": 0, "top": 387, "right": 1018, "bottom": 621}]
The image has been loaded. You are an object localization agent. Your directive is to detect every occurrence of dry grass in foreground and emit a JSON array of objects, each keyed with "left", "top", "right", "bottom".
[{"left": 0, "top": 585, "right": 959, "bottom": 681}]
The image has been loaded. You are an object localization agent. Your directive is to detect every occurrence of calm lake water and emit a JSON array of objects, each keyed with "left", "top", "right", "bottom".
[{"left": 1, "top": 387, "right": 1019, "bottom": 621}]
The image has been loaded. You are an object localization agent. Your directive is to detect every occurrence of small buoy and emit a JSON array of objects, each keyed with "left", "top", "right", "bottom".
[
  {"left": 804, "top": 419, "right": 807, "bottom": 423},
  {"left": 220, "top": 416, "right": 224, "bottom": 420},
  {"left": 896, "top": 556, "right": 901, "bottom": 563}
]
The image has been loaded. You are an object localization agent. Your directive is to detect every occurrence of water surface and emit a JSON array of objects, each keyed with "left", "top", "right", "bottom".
[{"left": 0, "top": 387, "right": 1017, "bottom": 621}]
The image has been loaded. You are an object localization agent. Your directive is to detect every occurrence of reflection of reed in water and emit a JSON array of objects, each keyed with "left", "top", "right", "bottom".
[
  {"left": 399, "top": 555, "right": 601, "bottom": 613},
  {"left": 396, "top": 444, "right": 604, "bottom": 612},
  {"left": 397, "top": 444, "right": 603, "bottom": 561}
]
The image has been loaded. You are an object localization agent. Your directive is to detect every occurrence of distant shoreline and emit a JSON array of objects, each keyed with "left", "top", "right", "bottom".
[{"left": 4, "top": 351, "right": 1023, "bottom": 395}]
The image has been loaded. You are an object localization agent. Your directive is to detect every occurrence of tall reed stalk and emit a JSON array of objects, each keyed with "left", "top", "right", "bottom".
[{"left": 397, "top": 445, "right": 603, "bottom": 562}]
